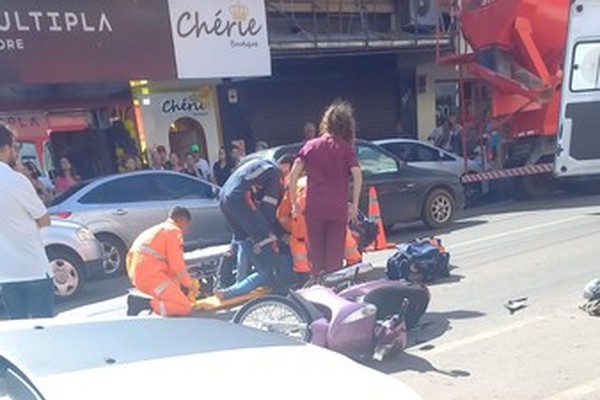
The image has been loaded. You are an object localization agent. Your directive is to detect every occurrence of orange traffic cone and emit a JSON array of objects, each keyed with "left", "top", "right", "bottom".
[{"left": 365, "top": 186, "right": 395, "bottom": 251}]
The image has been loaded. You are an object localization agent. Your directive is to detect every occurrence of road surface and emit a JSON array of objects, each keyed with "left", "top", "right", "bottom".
[{"left": 41, "top": 192, "right": 600, "bottom": 399}]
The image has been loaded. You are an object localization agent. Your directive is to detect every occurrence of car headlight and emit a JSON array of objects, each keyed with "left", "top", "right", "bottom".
[
  {"left": 342, "top": 304, "right": 377, "bottom": 324},
  {"left": 76, "top": 228, "right": 95, "bottom": 243}
]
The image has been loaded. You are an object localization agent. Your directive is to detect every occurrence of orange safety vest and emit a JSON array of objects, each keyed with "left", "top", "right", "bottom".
[
  {"left": 126, "top": 220, "right": 193, "bottom": 316},
  {"left": 277, "top": 177, "right": 361, "bottom": 274}
]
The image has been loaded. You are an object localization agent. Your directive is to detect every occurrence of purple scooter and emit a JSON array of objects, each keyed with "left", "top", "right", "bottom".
[{"left": 233, "top": 263, "right": 429, "bottom": 361}]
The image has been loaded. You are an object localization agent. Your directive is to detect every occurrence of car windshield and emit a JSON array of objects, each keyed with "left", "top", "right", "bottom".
[{"left": 49, "top": 181, "right": 91, "bottom": 206}]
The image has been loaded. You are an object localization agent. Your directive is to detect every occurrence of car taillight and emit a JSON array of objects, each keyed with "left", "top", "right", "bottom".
[{"left": 52, "top": 212, "right": 72, "bottom": 219}]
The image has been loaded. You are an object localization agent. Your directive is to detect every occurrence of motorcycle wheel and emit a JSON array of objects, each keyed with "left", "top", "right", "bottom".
[{"left": 233, "top": 295, "right": 312, "bottom": 342}]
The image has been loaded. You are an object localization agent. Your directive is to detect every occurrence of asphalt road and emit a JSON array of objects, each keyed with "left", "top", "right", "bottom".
[
  {"left": 27, "top": 191, "right": 600, "bottom": 399},
  {"left": 366, "top": 192, "right": 600, "bottom": 400}
]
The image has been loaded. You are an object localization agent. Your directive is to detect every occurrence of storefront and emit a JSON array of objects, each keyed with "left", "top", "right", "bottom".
[
  {"left": 218, "top": 54, "right": 417, "bottom": 148},
  {"left": 131, "top": 82, "right": 223, "bottom": 166}
]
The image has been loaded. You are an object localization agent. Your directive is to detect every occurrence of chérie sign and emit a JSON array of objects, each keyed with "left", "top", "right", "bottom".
[{"left": 0, "top": 0, "right": 271, "bottom": 84}]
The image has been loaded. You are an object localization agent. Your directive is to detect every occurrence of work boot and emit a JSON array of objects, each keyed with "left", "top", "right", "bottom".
[{"left": 126, "top": 295, "right": 152, "bottom": 316}]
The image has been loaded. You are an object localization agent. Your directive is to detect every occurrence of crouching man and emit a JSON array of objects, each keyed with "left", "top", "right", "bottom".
[{"left": 126, "top": 207, "right": 198, "bottom": 316}]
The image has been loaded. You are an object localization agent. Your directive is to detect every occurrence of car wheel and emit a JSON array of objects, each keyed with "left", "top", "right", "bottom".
[
  {"left": 96, "top": 234, "right": 126, "bottom": 278},
  {"left": 46, "top": 247, "right": 85, "bottom": 301},
  {"left": 422, "top": 188, "right": 455, "bottom": 228}
]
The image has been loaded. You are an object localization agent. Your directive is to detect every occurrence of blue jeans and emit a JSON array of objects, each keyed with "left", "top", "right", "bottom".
[
  {"left": 235, "top": 239, "right": 253, "bottom": 283},
  {"left": 222, "top": 241, "right": 276, "bottom": 299},
  {"left": 2, "top": 277, "right": 54, "bottom": 319}
]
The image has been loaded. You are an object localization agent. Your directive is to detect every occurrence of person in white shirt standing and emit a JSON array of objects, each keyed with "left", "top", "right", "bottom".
[
  {"left": 0, "top": 124, "right": 53, "bottom": 319},
  {"left": 190, "top": 144, "right": 211, "bottom": 181}
]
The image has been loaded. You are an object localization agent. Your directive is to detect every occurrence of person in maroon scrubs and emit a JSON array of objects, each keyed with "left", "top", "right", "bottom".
[{"left": 289, "top": 100, "right": 363, "bottom": 277}]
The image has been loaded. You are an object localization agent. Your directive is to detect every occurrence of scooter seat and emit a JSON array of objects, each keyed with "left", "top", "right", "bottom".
[{"left": 322, "top": 262, "right": 374, "bottom": 287}]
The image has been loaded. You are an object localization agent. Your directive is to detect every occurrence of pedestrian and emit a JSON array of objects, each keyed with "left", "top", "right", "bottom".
[
  {"left": 288, "top": 99, "right": 363, "bottom": 277},
  {"left": 149, "top": 149, "right": 164, "bottom": 170},
  {"left": 0, "top": 124, "right": 54, "bottom": 320},
  {"left": 183, "top": 152, "right": 202, "bottom": 178},
  {"left": 303, "top": 121, "right": 317, "bottom": 142},
  {"left": 22, "top": 161, "right": 54, "bottom": 205},
  {"left": 126, "top": 207, "right": 198, "bottom": 316},
  {"left": 164, "top": 152, "right": 183, "bottom": 172},
  {"left": 54, "top": 156, "right": 80, "bottom": 194},
  {"left": 134, "top": 155, "right": 144, "bottom": 170},
  {"left": 121, "top": 154, "right": 137, "bottom": 172},
  {"left": 190, "top": 144, "right": 211, "bottom": 180},
  {"left": 212, "top": 146, "right": 232, "bottom": 186},
  {"left": 230, "top": 145, "right": 241, "bottom": 169},
  {"left": 156, "top": 145, "right": 169, "bottom": 167}
]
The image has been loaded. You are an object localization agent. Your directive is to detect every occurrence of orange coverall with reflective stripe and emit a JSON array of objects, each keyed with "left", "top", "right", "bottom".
[
  {"left": 277, "top": 177, "right": 361, "bottom": 274},
  {"left": 126, "top": 220, "right": 193, "bottom": 316}
]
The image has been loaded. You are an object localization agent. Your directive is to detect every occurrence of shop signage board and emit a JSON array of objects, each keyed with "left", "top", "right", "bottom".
[
  {"left": 0, "top": 0, "right": 271, "bottom": 84},
  {"left": 0, "top": 112, "right": 48, "bottom": 138},
  {"left": 168, "top": 0, "right": 271, "bottom": 79}
]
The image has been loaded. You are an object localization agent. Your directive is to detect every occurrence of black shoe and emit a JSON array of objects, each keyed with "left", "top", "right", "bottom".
[{"left": 127, "top": 295, "right": 152, "bottom": 316}]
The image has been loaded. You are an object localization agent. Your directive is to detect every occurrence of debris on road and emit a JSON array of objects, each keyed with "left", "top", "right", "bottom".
[{"left": 504, "top": 297, "right": 528, "bottom": 314}]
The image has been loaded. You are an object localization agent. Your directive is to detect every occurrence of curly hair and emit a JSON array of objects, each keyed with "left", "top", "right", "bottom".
[{"left": 319, "top": 99, "right": 356, "bottom": 142}]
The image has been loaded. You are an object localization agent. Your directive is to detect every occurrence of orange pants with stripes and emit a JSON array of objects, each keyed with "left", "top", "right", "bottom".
[{"left": 137, "top": 273, "right": 191, "bottom": 316}]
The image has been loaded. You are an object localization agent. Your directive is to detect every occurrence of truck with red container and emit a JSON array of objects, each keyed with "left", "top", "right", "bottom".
[{"left": 442, "top": 0, "right": 600, "bottom": 196}]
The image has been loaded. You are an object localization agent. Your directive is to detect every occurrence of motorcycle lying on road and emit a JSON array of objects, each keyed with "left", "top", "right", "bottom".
[
  {"left": 127, "top": 244, "right": 430, "bottom": 362},
  {"left": 233, "top": 263, "right": 430, "bottom": 361}
]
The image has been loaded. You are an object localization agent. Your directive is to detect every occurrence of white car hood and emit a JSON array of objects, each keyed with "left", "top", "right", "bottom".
[
  {"left": 0, "top": 318, "right": 422, "bottom": 400},
  {"left": 39, "top": 345, "right": 422, "bottom": 400}
]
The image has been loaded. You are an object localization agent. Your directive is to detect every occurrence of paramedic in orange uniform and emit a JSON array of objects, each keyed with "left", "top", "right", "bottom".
[
  {"left": 278, "top": 175, "right": 362, "bottom": 281},
  {"left": 126, "top": 207, "right": 197, "bottom": 316}
]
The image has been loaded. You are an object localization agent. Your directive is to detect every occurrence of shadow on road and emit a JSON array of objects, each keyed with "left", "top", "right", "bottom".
[
  {"left": 366, "top": 309, "right": 483, "bottom": 375},
  {"left": 408, "top": 309, "right": 485, "bottom": 351},
  {"left": 54, "top": 276, "right": 132, "bottom": 314},
  {"left": 367, "top": 351, "right": 471, "bottom": 378}
]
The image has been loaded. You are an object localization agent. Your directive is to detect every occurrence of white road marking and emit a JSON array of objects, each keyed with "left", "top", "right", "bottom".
[
  {"left": 448, "top": 216, "right": 585, "bottom": 250},
  {"left": 542, "top": 376, "right": 600, "bottom": 400},
  {"left": 419, "top": 315, "right": 550, "bottom": 355}
]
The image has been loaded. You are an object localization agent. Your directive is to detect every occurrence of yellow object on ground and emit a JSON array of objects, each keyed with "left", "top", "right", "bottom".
[{"left": 192, "top": 287, "right": 272, "bottom": 311}]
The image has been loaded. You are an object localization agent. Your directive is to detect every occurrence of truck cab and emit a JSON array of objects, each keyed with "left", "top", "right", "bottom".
[{"left": 556, "top": 0, "right": 600, "bottom": 176}]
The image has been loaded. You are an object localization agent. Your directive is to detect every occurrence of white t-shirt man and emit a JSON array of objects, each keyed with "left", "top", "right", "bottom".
[
  {"left": 196, "top": 157, "right": 211, "bottom": 180},
  {"left": 0, "top": 162, "right": 52, "bottom": 283}
]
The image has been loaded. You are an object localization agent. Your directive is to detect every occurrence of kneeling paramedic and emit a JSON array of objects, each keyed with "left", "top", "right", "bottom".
[
  {"left": 216, "top": 156, "right": 290, "bottom": 300},
  {"left": 126, "top": 207, "right": 198, "bottom": 316}
]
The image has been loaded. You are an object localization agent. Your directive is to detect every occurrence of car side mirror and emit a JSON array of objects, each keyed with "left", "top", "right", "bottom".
[
  {"left": 435, "top": 151, "right": 444, "bottom": 161},
  {"left": 211, "top": 187, "right": 220, "bottom": 199}
]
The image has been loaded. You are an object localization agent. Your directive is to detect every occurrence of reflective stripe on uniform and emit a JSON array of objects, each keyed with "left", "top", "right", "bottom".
[
  {"left": 262, "top": 195, "right": 278, "bottom": 206},
  {"left": 153, "top": 279, "right": 172, "bottom": 296},
  {"left": 345, "top": 245, "right": 358, "bottom": 257},
  {"left": 175, "top": 270, "right": 187, "bottom": 279},
  {"left": 279, "top": 216, "right": 291, "bottom": 225},
  {"left": 138, "top": 245, "right": 167, "bottom": 262},
  {"left": 294, "top": 253, "right": 308, "bottom": 261},
  {"left": 158, "top": 301, "right": 167, "bottom": 316},
  {"left": 255, "top": 235, "right": 277, "bottom": 249}
]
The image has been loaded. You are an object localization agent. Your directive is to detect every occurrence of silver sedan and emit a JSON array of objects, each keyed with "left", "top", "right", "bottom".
[
  {"left": 48, "top": 171, "right": 231, "bottom": 278},
  {"left": 41, "top": 220, "right": 103, "bottom": 300},
  {"left": 374, "top": 138, "right": 483, "bottom": 177}
]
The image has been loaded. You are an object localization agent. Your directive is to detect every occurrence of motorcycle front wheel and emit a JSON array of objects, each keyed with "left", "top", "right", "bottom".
[{"left": 233, "top": 295, "right": 312, "bottom": 342}]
